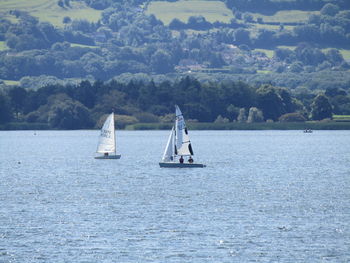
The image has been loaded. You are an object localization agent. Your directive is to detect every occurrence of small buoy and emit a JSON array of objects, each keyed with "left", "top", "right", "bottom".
[{"left": 18, "top": 161, "right": 21, "bottom": 164}]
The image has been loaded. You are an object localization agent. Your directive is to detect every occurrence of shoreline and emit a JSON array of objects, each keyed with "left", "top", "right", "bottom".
[{"left": 1, "top": 121, "right": 350, "bottom": 131}]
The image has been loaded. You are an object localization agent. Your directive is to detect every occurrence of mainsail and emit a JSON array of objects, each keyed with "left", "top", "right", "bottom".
[
  {"left": 96, "top": 113, "right": 116, "bottom": 153},
  {"left": 162, "top": 126, "right": 175, "bottom": 162},
  {"left": 175, "top": 105, "right": 193, "bottom": 156}
]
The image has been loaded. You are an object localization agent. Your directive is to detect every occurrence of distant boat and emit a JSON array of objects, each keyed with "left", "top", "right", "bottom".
[
  {"left": 95, "top": 113, "right": 121, "bottom": 159},
  {"left": 159, "top": 105, "right": 205, "bottom": 168},
  {"left": 304, "top": 128, "right": 313, "bottom": 133}
]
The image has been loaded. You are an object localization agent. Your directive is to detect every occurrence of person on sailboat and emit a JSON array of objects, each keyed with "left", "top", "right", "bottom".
[
  {"left": 104, "top": 152, "right": 108, "bottom": 156},
  {"left": 179, "top": 156, "right": 184, "bottom": 163},
  {"left": 188, "top": 156, "right": 193, "bottom": 163}
]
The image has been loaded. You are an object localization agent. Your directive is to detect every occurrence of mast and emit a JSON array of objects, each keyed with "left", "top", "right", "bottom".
[{"left": 112, "top": 112, "right": 116, "bottom": 155}]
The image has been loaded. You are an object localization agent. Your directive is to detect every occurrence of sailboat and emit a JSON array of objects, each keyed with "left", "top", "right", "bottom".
[
  {"left": 95, "top": 112, "right": 121, "bottom": 159},
  {"left": 159, "top": 105, "right": 206, "bottom": 168}
]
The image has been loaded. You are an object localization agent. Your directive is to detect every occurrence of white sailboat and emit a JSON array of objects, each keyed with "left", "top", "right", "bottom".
[
  {"left": 159, "top": 105, "right": 205, "bottom": 168},
  {"left": 95, "top": 113, "right": 121, "bottom": 159}
]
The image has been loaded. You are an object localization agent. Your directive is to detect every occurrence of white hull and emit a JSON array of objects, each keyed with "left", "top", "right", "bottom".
[
  {"left": 95, "top": 154, "right": 121, "bottom": 159},
  {"left": 159, "top": 162, "right": 206, "bottom": 168}
]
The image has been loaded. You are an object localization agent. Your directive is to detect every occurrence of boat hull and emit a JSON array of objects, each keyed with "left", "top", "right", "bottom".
[
  {"left": 159, "top": 162, "right": 206, "bottom": 168},
  {"left": 95, "top": 155, "right": 121, "bottom": 159}
]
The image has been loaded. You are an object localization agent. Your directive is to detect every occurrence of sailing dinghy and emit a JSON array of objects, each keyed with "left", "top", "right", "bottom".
[
  {"left": 95, "top": 113, "right": 121, "bottom": 159},
  {"left": 159, "top": 105, "right": 205, "bottom": 168}
]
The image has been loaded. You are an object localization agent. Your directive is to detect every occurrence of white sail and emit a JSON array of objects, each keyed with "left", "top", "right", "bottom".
[
  {"left": 175, "top": 105, "right": 193, "bottom": 156},
  {"left": 96, "top": 113, "right": 116, "bottom": 153},
  {"left": 162, "top": 126, "right": 175, "bottom": 162}
]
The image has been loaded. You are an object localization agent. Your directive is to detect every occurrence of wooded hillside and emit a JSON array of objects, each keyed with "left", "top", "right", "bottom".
[
  {"left": 0, "top": 0, "right": 349, "bottom": 87},
  {"left": 0, "top": 0, "right": 349, "bottom": 128}
]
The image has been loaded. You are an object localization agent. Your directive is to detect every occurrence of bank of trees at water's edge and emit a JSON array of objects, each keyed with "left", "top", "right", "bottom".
[{"left": 1, "top": 77, "right": 349, "bottom": 129}]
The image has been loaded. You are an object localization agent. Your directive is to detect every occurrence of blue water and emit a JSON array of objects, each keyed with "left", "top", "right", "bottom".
[{"left": 0, "top": 130, "right": 349, "bottom": 262}]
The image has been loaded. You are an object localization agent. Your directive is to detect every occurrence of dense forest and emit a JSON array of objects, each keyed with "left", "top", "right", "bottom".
[{"left": 1, "top": 77, "right": 349, "bottom": 129}]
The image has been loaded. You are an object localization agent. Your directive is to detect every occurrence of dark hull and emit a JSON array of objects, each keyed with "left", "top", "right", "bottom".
[
  {"left": 95, "top": 155, "right": 121, "bottom": 159},
  {"left": 159, "top": 162, "right": 206, "bottom": 168}
]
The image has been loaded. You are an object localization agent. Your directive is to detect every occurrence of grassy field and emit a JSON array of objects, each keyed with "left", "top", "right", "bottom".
[
  {"left": 333, "top": 115, "right": 350, "bottom": 122},
  {"left": 0, "top": 0, "right": 102, "bottom": 27},
  {"left": 0, "top": 41, "right": 8, "bottom": 51},
  {"left": 322, "top": 48, "right": 350, "bottom": 62},
  {"left": 277, "top": 45, "right": 296, "bottom": 50},
  {"left": 338, "top": 49, "right": 350, "bottom": 61},
  {"left": 2, "top": 80, "right": 20, "bottom": 86},
  {"left": 257, "top": 70, "right": 273, "bottom": 74},
  {"left": 251, "top": 10, "right": 318, "bottom": 23},
  {"left": 254, "top": 48, "right": 274, "bottom": 58},
  {"left": 146, "top": 0, "right": 234, "bottom": 25},
  {"left": 253, "top": 23, "right": 295, "bottom": 31},
  {"left": 70, "top": 43, "right": 98, "bottom": 49}
]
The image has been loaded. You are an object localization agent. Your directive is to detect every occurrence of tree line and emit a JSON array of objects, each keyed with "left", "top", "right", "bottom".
[{"left": 1, "top": 77, "right": 349, "bottom": 129}]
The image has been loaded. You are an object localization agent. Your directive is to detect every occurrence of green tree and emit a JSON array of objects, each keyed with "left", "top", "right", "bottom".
[
  {"left": 0, "top": 92, "right": 12, "bottom": 124},
  {"left": 320, "top": 3, "right": 339, "bottom": 16},
  {"left": 93, "top": 90, "right": 128, "bottom": 115},
  {"left": 234, "top": 28, "right": 251, "bottom": 45},
  {"left": 169, "top": 18, "right": 187, "bottom": 30},
  {"left": 73, "top": 80, "right": 96, "bottom": 108},
  {"left": 63, "top": 16, "right": 71, "bottom": 24},
  {"left": 47, "top": 93, "right": 93, "bottom": 129},
  {"left": 57, "top": 0, "right": 64, "bottom": 8},
  {"left": 187, "top": 16, "right": 212, "bottom": 30},
  {"left": 254, "top": 29, "right": 275, "bottom": 48},
  {"left": 237, "top": 108, "right": 247, "bottom": 122},
  {"left": 150, "top": 50, "right": 173, "bottom": 74},
  {"left": 214, "top": 115, "right": 229, "bottom": 123},
  {"left": 9, "top": 87, "right": 27, "bottom": 119},
  {"left": 279, "top": 112, "right": 306, "bottom": 122},
  {"left": 277, "top": 88, "right": 295, "bottom": 113},
  {"left": 326, "top": 49, "right": 344, "bottom": 65},
  {"left": 226, "top": 104, "right": 240, "bottom": 121},
  {"left": 247, "top": 107, "right": 264, "bottom": 123},
  {"left": 329, "top": 95, "right": 350, "bottom": 115},
  {"left": 310, "top": 94, "right": 333, "bottom": 120},
  {"left": 256, "top": 85, "right": 285, "bottom": 121}
]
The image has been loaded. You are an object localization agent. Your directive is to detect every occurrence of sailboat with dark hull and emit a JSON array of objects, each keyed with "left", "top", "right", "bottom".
[
  {"left": 159, "top": 105, "right": 205, "bottom": 168},
  {"left": 95, "top": 113, "right": 121, "bottom": 159}
]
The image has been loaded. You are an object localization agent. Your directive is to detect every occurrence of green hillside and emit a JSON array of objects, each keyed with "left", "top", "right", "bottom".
[
  {"left": 0, "top": 0, "right": 102, "bottom": 27},
  {"left": 0, "top": 41, "right": 8, "bottom": 51},
  {"left": 146, "top": 0, "right": 234, "bottom": 25},
  {"left": 0, "top": 0, "right": 349, "bottom": 92}
]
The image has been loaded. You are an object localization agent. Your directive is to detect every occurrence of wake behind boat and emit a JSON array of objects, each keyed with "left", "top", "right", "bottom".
[
  {"left": 95, "top": 112, "right": 121, "bottom": 159},
  {"left": 159, "top": 105, "right": 206, "bottom": 168}
]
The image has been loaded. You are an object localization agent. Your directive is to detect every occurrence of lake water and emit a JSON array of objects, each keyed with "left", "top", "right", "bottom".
[{"left": 0, "top": 130, "right": 349, "bottom": 262}]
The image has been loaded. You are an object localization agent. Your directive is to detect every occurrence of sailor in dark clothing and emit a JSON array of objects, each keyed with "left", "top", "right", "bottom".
[{"left": 179, "top": 156, "right": 184, "bottom": 163}]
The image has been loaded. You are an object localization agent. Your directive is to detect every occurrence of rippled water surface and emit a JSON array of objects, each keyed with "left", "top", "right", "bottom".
[{"left": 1, "top": 130, "right": 350, "bottom": 262}]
